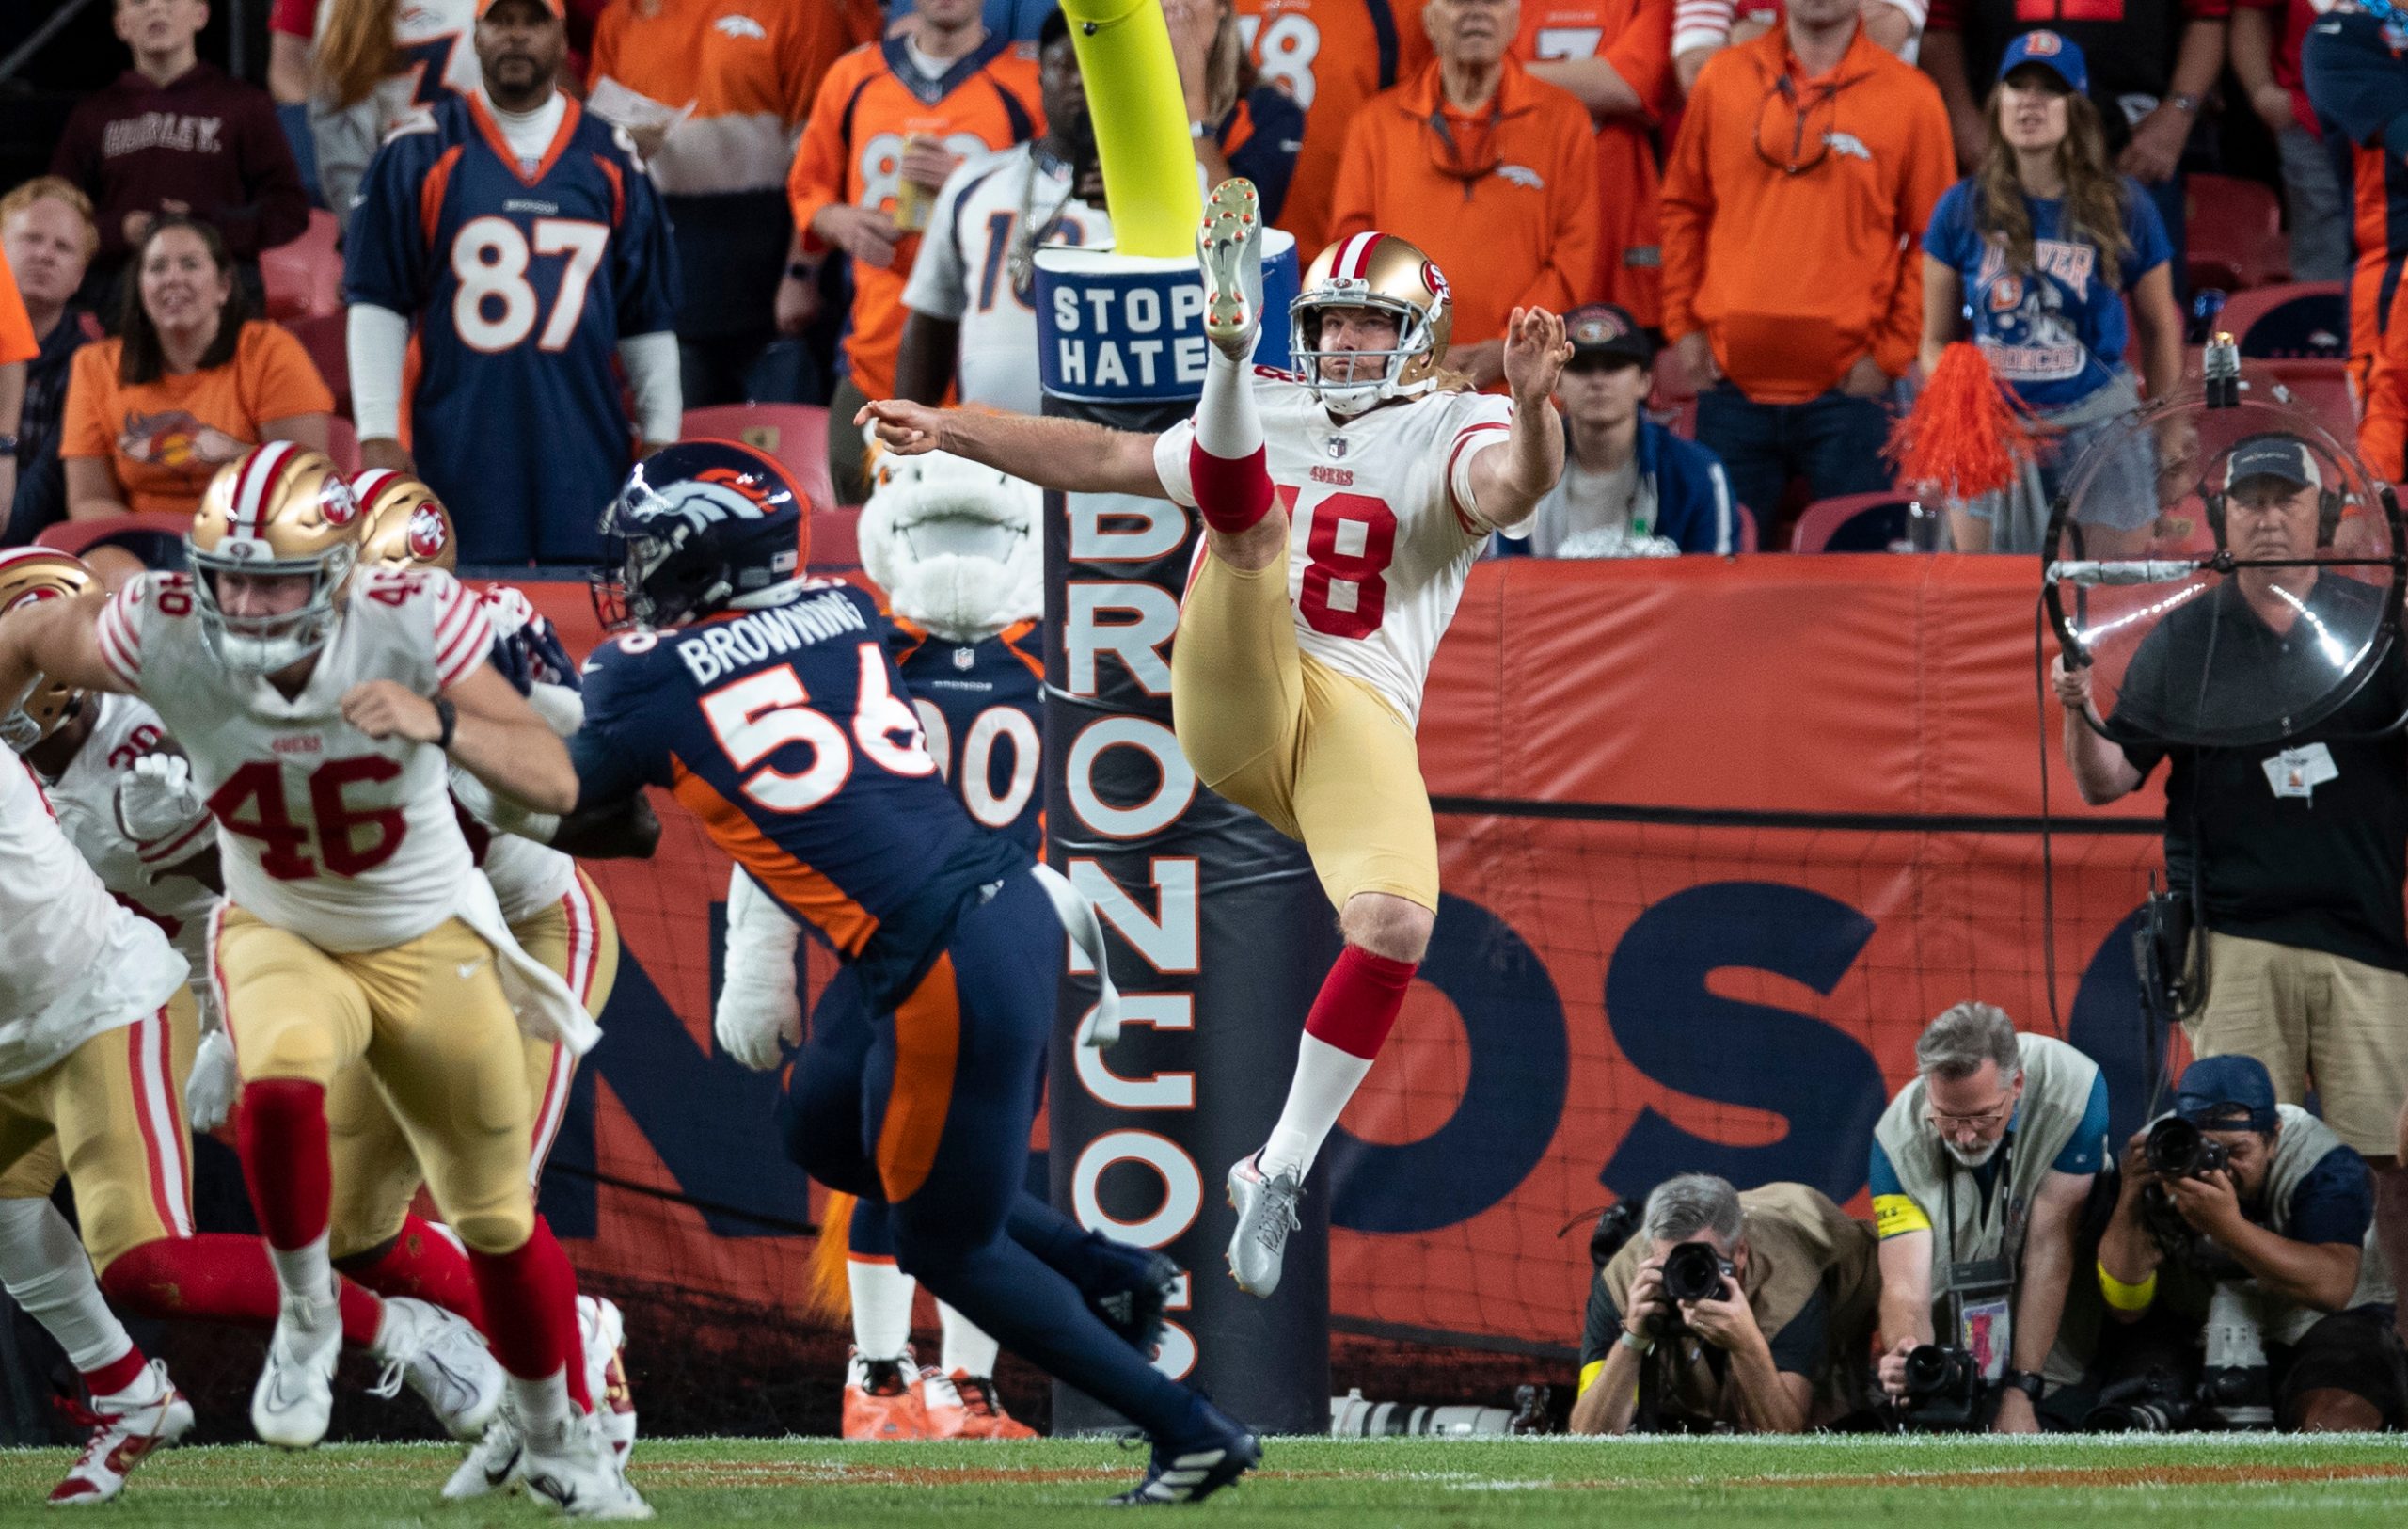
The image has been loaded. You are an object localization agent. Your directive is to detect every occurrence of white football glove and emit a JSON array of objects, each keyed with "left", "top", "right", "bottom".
[
  {"left": 185, "top": 1028, "right": 239, "bottom": 1133},
  {"left": 714, "top": 868, "right": 801, "bottom": 1072},
  {"left": 115, "top": 752, "right": 209, "bottom": 849}
]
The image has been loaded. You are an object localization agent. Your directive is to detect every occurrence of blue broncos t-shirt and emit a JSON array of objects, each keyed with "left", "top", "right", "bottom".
[{"left": 1922, "top": 177, "right": 2172, "bottom": 411}]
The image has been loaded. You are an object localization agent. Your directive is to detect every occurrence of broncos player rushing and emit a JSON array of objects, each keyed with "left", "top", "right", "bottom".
[
  {"left": 531, "top": 440, "right": 1260, "bottom": 1504},
  {"left": 717, "top": 448, "right": 1044, "bottom": 1440},
  {"left": 861, "top": 179, "right": 1572, "bottom": 1298}
]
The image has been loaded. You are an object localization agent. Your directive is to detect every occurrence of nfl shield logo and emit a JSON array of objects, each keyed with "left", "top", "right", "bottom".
[
  {"left": 1329, "top": 437, "right": 1348, "bottom": 459},
  {"left": 954, "top": 647, "right": 976, "bottom": 670}
]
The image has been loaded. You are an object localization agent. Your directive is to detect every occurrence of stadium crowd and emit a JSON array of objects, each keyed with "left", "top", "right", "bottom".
[{"left": 0, "top": 0, "right": 2394, "bottom": 562}]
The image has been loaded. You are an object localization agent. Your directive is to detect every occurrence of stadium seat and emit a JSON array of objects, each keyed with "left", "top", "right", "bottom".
[
  {"left": 1791, "top": 492, "right": 1921, "bottom": 552},
  {"left": 810, "top": 507, "right": 862, "bottom": 572},
  {"left": 287, "top": 311, "right": 350, "bottom": 417},
  {"left": 2259, "top": 358, "right": 2357, "bottom": 441},
  {"left": 682, "top": 403, "right": 838, "bottom": 513},
  {"left": 1734, "top": 503, "right": 1759, "bottom": 553},
  {"left": 1649, "top": 349, "right": 1696, "bottom": 411},
  {"left": 34, "top": 511, "right": 193, "bottom": 555},
  {"left": 2215, "top": 281, "right": 2348, "bottom": 359},
  {"left": 259, "top": 209, "right": 343, "bottom": 323},
  {"left": 2185, "top": 174, "right": 2287, "bottom": 294},
  {"left": 325, "top": 416, "right": 360, "bottom": 475}
]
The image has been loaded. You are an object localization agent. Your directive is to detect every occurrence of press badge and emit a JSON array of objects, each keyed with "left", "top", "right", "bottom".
[
  {"left": 2263, "top": 742, "right": 2338, "bottom": 802},
  {"left": 1947, "top": 1260, "right": 2016, "bottom": 1382}
]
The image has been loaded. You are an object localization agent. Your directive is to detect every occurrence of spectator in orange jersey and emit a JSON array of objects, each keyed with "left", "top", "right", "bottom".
[
  {"left": 1327, "top": 0, "right": 1600, "bottom": 390},
  {"left": 0, "top": 253, "right": 35, "bottom": 525},
  {"left": 1513, "top": 0, "right": 1673, "bottom": 324},
  {"left": 593, "top": 0, "right": 872, "bottom": 407},
  {"left": 1237, "top": 0, "right": 1433, "bottom": 253},
  {"left": 2305, "top": 6, "right": 2408, "bottom": 486},
  {"left": 1671, "top": 0, "right": 1922, "bottom": 93},
  {"left": 1661, "top": 0, "right": 1950, "bottom": 527},
  {"left": 787, "top": 0, "right": 1042, "bottom": 503}
]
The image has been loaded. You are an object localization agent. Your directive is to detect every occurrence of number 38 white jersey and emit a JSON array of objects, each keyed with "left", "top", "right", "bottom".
[
  {"left": 96, "top": 565, "right": 495, "bottom": 953},
  {"left": 39, "top": 691, "right": 222, "bottom": 976},
  {"left": 1153, "top": 374, "right": 1517, "bottom": 727}
]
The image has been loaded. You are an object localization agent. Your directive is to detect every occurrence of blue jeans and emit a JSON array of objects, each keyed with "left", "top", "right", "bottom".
[{"left": 1694, "top": 383, "right": 1893, "bottom": 531}]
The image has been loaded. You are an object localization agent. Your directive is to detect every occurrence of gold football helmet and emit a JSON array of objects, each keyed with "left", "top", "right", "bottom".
[
  {"left": 188, "top": 442, "right": 366, "bottom": 675},
  {"left": 354, "top": 469, "right": 458, "bottom": 572},
  {"left": 0, "top": 548, "right": 95, "bottom": 755},
  {"left": 1290, "top": 231, "right": 1454, "bottom": 416}
]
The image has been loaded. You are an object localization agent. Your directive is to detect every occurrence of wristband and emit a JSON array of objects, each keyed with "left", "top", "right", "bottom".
[
  {"left": 2097, "top": 1258, "right": 2158, "bottom": 1313},
  {"left": 434, "top": 697, "right": 458, "bottom": 753},
  {"left": 2167, "top": 93, "right": 2201, "bottom": 114},
  {"left": 1618, "top": 1329, "right": 1654, "bottom": 1356},
  {"left": 2002, "top": 1369, "right": 2044, "bottom": 1402}
]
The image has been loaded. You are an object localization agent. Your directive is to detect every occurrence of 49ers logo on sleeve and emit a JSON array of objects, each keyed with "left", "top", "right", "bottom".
[{"left": 406, "top": 505, "right": 450, "bottom": 562}]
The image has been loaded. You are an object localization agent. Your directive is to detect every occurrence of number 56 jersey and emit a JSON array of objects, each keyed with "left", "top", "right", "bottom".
[
  {"left": 343, "top": 91, "right": 677, "bottom": 565},
  {"left": 1152, "top": 374, "right": 1516, "bottom": 728},
  {"left": 96, "top": 566, "right": 495, "bottom": 953}
]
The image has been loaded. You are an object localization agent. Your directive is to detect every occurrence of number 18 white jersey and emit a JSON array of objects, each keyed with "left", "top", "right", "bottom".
[
  {"left": 1153, "top": 374, "right": 1516, "bottom": 727},
  {"left": 96, "top": 566, "right": 495, "bottom": 953}
]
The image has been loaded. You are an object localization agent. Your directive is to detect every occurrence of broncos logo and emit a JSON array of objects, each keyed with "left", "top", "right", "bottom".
[{"left": 634, "top": 467, "right": 784, "bottom": 535}]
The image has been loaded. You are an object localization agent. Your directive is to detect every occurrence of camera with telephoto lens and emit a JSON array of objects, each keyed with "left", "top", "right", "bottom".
[
  {"left": 2083, "top": 1369, "right": 2193, "bottom": 1432},
  {"left": 1658, "top": 1241, "right": 1735, "bottom": 1305},
  {"left": 1895, "top": 1345, "right": 1988, "bottom": 1430},
  {"left": 2145, "top": 1118, "right": 2230, "bottom": 1180}
]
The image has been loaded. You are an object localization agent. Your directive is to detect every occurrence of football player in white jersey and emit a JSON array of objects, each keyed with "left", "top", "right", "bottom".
[
  {"left": 0, "top": 448, "right": 644, "bottom": 1518},
  {"left": 345, "top": 474, "right": 647, "bottom": 1489},
  {"left": 861, "top": 178, "right": 1571, "bottom": 1299},
  {"left": 0, "top": 550, "right": 503, "bottom": 1505}
]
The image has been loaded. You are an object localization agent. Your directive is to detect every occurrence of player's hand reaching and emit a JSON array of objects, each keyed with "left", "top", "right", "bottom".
[
  {"left": 1502, "top": 306, "right": 1573, "bottom": 404},
  {"left": 856, "top": 398, "right": 946, "bottom": 456},
  {"left": 341, "top": 680, "right": 443, "bottom": 744}
]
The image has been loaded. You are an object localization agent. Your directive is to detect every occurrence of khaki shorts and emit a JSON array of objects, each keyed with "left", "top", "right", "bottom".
[
  {"left": 325, "top": 870, "right": 620, "bottom": 1259},
  {"left": 0, "top": 992, "right": 197, "bottom": 1272},
  {"left": 2185, "top": 930, "right": 2408, "bottom": 1156},
  {"left": 1169, "top": 551, "right": 1438, "bottom": 913}
]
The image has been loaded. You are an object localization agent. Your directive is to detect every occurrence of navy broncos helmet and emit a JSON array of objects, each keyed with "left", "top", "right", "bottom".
[{"left": 594, "top": 440, "right": 806, "bottom": 631}]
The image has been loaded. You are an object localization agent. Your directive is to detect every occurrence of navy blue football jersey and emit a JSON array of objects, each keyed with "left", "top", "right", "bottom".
[
  {"left": 344, "top": 92, "right": 677, "bottom": 565},
  {"left": 572, "top": 581, "right": 1027, "bottom": 1007},
  {"left": 890, "top": 617, "right": 1044, "bottom": 855}
]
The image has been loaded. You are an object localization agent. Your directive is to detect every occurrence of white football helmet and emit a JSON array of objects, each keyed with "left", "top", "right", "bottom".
[
  {"left": 859, "top": 446, "right": 1041, "bottom": 645},
  {"left": 1290, "top": 231, "right": 1455, "bottom": 417}
]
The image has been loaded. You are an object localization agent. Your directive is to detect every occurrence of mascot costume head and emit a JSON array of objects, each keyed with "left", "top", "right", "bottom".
[{"left": 858, "top": 446, "right": 1043, "bottom": 643}]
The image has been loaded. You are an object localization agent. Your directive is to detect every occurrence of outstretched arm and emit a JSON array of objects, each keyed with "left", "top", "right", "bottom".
[
  {"left": 0, "top": 590, "right": 132, "bottom": 743},
  {"left": 857, "top": 399, "right": 1170, "bottom": 499},
  {"left": 1466, "top": 307, "right": 1574, "bottom": 531},
  {"left": 342, "top": 664, "right": 579, "bottom": 816}
]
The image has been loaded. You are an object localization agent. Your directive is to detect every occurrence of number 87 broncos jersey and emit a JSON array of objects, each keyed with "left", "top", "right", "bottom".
[
  {"left": 95, "top": 565, "right": 494, "bottom": 953},
  {"left": 1153, "top": 374, "right": 1516, "bottom": 727}
]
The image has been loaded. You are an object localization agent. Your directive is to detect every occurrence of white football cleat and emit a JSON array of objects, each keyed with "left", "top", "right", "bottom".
[
  {"left": 251, "top": 1291, "right": 341, "bottom": 1449},
  {"left": 444, "top": 1412, "right": 525, "bottom": 1501},
  {"left": 578, "top": 1295, "right": 638, "bottom": 1461},
  {"left": 1225, "top": 1152, "right": 1303, "bottom": 1298},
  {"left": 521, "top": 1410, "right": 651, "bottom": 1520},
  {"left": 1196, "top": 179, "right": 1264, "bottom": 360},
  {"left": 367, "top": 1295, "right": 503, "bottom": 1441},
  {"left": 47, "top": 1362, "right": 194, "bottom": 1505}
]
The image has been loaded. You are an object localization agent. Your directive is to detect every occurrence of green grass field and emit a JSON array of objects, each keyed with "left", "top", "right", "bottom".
[{"left": 3, "top": 1434, "right": 2406, "bottom": 1527}]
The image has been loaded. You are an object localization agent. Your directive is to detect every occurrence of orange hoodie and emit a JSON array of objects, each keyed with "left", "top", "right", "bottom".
[
  {"left": 1659, "top": 24, "right": 1952, "bottom": 404},
  {"left": 1328, "top": 57, "right": 1601, "bottom": 348}
]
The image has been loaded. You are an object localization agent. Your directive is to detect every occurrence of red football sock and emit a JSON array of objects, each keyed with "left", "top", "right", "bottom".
[
  {"left": 467, "top": 1218, "right": 589, "bottom": 1410},
  {"left": 1301, "top": 945, "right": 1418, "bottom": 1059},
  {"left": 82, "top": 1347, "right": 150, "bottom": 1398},
  {"left": 236, "top": 1079, "right": 330, "bottom": 1250},
  {"left": 1189, "top": 441, "right": 1274, "bottom": 535},
  {"left": 341, "top": 1214, "right": 486, "bottom": 1330},
  {"left": 101, "top": 1235, "right": 384, "bottom": 1347}
]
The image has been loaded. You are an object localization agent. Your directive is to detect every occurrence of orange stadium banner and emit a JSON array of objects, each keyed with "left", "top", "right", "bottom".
[{"left": 510, "top": 552, "right": 2170, "bottom": 1367}]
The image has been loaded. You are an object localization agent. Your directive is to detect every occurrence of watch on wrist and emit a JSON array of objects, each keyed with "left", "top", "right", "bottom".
[
  {"left": 433, "top": 697, "right": 458, "bottom": 753},
  {"left": 786, "top": 261, "right": 816, "bottom": 283},
  {"left": 1619, "top": 1329, "right": 1654, "bottom": 1356},
  {"left": 2002, "top": 1369, "right": 2044, "bottom": 1402},
  {"left": 0, "top": 433, "right": 18, "bottom": 454}
]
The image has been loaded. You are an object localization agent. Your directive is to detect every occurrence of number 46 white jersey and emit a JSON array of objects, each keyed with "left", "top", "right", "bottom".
[
  {"left": 96, "top": 565, "right": 494, "bottom": 953},
  {"left": 1153, "top": 374, "right": 1517, "bottom": 727}
]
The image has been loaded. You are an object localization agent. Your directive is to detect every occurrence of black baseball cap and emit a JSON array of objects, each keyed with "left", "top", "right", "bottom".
[
  {"left": 2175, "top": 1055, "right": 2279, "bottom": 1135},
  {"left": 2224, "top": 435, "right": 2322, "bottom": 494},
  {"left": 1564, "top": 303, "right": 1653, "bottom": 368}
]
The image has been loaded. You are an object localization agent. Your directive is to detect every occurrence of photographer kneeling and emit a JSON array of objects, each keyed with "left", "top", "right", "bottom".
[
  {"left": 1571, "top": 1175, "right": 1878, "bottom": 1435},
  {"left": 2094, "top": 1055, "right": 2403, "bottom": 1430},
  {"left": 1872, "top": 1003, "right": 2110, "bottom": 1430}
]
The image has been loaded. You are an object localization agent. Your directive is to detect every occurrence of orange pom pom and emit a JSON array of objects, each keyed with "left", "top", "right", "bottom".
[{"left": 1885, "top": 342, "right": 2044, "bottom": 502}]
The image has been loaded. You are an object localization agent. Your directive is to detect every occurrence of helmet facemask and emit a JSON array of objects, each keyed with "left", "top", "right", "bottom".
[
  {"left": 1290, "top": 289, "right": 1441, "bottom": 417},
  {"left": 190, "top": 539, "right": 357, "bottom": 678}
]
